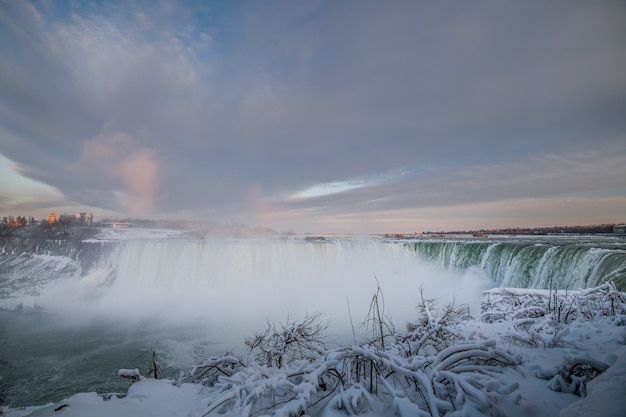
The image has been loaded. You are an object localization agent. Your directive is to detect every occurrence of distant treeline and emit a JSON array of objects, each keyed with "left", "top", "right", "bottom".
[
  {"left": 0, "top": 221, "right": 99, "bottom": 241},
  {"left": 427, "top": 224, "right": 619, "bottom": 236},
  {"left": 0, "top": 215, "right": 290, "bottom": 239}
]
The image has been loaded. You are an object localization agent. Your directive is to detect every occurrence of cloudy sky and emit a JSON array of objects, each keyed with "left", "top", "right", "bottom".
[{"left": 1, "top": 0, "right": 625, "bottom": 233}]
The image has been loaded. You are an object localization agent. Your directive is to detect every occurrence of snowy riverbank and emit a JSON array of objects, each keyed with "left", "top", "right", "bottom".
[{"left": 4, "top": 283, "right": 625, "bottom": 417}]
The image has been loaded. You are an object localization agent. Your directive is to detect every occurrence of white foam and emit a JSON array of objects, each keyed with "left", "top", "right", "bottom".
[{"left": 34, "top": 238, "right": 496, "bottom": 343}]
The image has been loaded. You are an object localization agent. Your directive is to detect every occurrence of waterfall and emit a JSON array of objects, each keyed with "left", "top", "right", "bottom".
[
  {"left": 3, "top": 236, "right": 624, "bottom": 318},
  {"left": 108, "top": 238, "right": 411, "bottom": 288},
  {"left": 0, "top": 236, "right": 501, "bottom": 335},
  {"left": 406, "top": 237, "right": 626, "bottom": 290},
  {"left": 3, "top": 235, "right": 624, "bottom": 317},
  {"left": 90, "top": 238, "right": 482, "bottom": 326}
]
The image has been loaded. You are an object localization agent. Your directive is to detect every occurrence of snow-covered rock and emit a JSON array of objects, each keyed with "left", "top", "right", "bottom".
[{"left": 559, "top": 348, "right": 626, "bottom": 417}]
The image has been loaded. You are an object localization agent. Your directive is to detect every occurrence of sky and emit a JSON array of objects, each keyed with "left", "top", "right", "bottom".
[{"left": 1, "top": 0, "right": 625, "bottom": 234}]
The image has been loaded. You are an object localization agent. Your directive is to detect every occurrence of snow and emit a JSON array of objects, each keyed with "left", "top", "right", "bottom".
[
  {"left": 560, "top": 351, "right": 626, "bottom": 417},
  {"left": 4, "top": 284, "right": 626, "bottom": 417},
  {"left": 88, "top": 227, "right": 188, "bottom": 241},
  {"left": 117, "top": 369, "right": 141, "bottom": 380},
  {"left": 117, "top": 368, "right": 140, "bottom": 377},
  {"left": 4, "top": 379, "right": 209, "bottom": 417}
]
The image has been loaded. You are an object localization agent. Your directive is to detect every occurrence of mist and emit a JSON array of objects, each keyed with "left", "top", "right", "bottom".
[{"left": 29, "top": 238, "right": 494, "bottom": 352}]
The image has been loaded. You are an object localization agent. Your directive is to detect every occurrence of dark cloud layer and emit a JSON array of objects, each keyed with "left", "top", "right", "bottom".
[{"left": 1, "top": 1, "right": 625, "bottom": 231}]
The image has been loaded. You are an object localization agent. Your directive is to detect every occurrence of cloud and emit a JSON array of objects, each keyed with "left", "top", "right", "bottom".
[
  {"left": 0, "top": 154, "right": 71, "bottom": 214},
  {"left": 276, "top": 144, "right": 626, "bottom": 212},
  {"left": 72, "top": 132, "right": 158, "bottom": 216},
  {"left": 0, "top": 1, "right": 625, "bottom": 231},
  {"left": 256, "top": 195, "right": 626, "bottom": 235}
]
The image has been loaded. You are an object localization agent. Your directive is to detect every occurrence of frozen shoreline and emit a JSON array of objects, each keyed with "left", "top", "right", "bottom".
[{"left": 4, "top": 284, "right": 625, "bottom": 417}]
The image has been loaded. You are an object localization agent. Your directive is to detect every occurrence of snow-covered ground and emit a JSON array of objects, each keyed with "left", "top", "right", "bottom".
[
  {"left": 4, "top": 283, "right": 625, "bottom": 417},
  {"left": 88, "top": 227, "right": 190, "bottom": 241}
]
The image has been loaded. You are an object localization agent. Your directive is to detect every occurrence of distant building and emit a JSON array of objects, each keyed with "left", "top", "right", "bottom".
[
  {"left": 47, "top": 212, "right": 56, "bottom": 223},
  {"left": 614, "top": 225, "right": 626, "bottom": 234},
  {"left": 75, "top": 212, "right": 93, "bottom": 226}
]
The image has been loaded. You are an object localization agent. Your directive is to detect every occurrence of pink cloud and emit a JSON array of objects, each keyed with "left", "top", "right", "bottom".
[
  {"left": 73, "top": 132, "right": 158, "bottom": 215},
  {"left": 118, "top": 148, "right": 158, "bottom": 215}
]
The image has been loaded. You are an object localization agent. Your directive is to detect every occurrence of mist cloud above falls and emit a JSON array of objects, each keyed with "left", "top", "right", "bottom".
[
  {"left": 72, "top": 132, "right": 158, "bottom": 216},
  {"left": 33, "top": 238, "right": 495, "bottom": 345}
]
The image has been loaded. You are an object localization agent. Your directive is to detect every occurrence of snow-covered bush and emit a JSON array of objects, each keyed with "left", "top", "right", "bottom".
[
  {"left": 481, "top": 282, "right": 626, "bottom": 324},
  {"left": 177, "top": 356, "right": 243, "bottom": 386},
  {"left": 180, "top": 295, "right": 521, "bottom": 417},
  {"left": 245, "top": 312, "right": 329, "bottom": 368},
  {"left": 187, "top": 282, "right": 623, "bottom": 415},
  {"left": 402, "top": 288, "right": 472, "bottom": 355},
  {"left": 577, "top": 282, "right": 626, "bottom": 319},
  {"left": 536, "top": 355, "right": 610, "bottom": 397},
  {"left": 482, "top": 282, "right": 625, "bottom": 397},
  {"left": 188, "top": 340, "right": 520, "bottom": 417}
]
